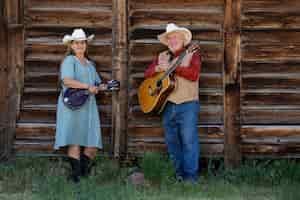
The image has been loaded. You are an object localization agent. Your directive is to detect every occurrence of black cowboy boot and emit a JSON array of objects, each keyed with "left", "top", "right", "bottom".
[
  {"left": 80, "top": 154, "right": 95, "bottom": 177},
  {"left": 68, "top": 157, "right": 81, "bottom": 183}
]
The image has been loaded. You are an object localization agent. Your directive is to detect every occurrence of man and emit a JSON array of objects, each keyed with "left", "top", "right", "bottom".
[{"left": 144, "top": 23, "right": 201, "bottom": 183}]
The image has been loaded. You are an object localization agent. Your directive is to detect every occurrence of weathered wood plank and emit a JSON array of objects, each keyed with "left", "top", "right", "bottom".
[
  {"left": 223, "top": 0, "right": 241, "bottom": 168},
  {"left": 242, "top": 144, "right": 300, "bottom": 156},
  {"left": 242, "top": 44, "right": 300, "bottom": 63},
  {"left": 4, "top": 0, "right": 24, "bottom": 160},
  {"left": 13, "top": 138, "right": 111, "bottom": 154},
  {"left": 130, "top": 40, "right": 223, "bottom": 63},
  {"left": 128, "top": 125, "right": 224, "bottom": 138},
  {"left": 241, "top": 108, "right": 300, "bottom": 125},
  {"left": 242, "top": 76, "right": 300, "bottom": 90},
  {"left": 15, "top": 123, "right": 111, "bottom": 140},
  {"left": 128, "top": 143, "right": 224, "bottom": 157},
  {"left": 112, "top": 0, "right": 128, "bottom": 157},
  {"left": 25, "top": 5, "right": 112, "bottom": 28},
  {"left": 22, "top": 89, "right": 112, "bottom": 106},
  {"left": 243, "top": 0, "right": 300, "bottom": 11},
  {"left": 130, "top": 29, "right": 222, "bottom": 41},
  {"left": 242, "top": 62, "right": 300, "bottom": 74},
  {"left": 129, "top": 105, "right": 223, "bottom": 125},
  {"left": 130, "top": 0, "right": 224, "bottom": 8},
  {"left": 26, "top": 27, "right": 112, "bottom": 41},
  {"left": 242, "top": 0, "right": 300, "bottom": 30},
  {"left": 19, "top": 105, "right": 112, "bottom": 124},
  {"left": 27, "top": 0, "right": 112, "bottom": 7},
  {"left": 25, "top": 39, "right": 112, "bottom": 67},
  {"left": 242, "top": 125, "right": 300, "bottom": 137},
  {"left": 0, "top": 0, "right": 9, "bottom": 160},
  {"left": 242, "top": 90, "right": 300, "bottom": 106},
  {"left": 242, "top": 30, "right": 300, "bottom": 44}
]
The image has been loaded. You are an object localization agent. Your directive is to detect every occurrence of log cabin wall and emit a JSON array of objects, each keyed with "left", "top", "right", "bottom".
[
  {"left": 240, "top": 0, "right": 300, "bottom": 157},
  {"left": 4, "top": 0, "right": 300, "bottom": 162}
]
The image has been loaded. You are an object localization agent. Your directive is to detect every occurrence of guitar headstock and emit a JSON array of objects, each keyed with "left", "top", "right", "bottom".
[{"left": 186, "top": 42, "right": 200, "bottom": 54}]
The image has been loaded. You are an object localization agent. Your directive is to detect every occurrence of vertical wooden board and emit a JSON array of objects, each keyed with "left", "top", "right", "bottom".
[
  {"left": 111, "top": 0, "right": 128, "bottom": 157},
  {"left": 223, "top": 0, "right": 241, "bottom": 168},
  {"left": 2, "top": 0, "right": 24, "bottom": 160},
  {"left": 0, "top": 0, "right": 8, "bottom": 160}
]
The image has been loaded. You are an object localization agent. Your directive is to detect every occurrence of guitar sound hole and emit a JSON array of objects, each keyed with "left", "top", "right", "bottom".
[{"left": 156, "top": 81, "right": 162, "bottom": 88}]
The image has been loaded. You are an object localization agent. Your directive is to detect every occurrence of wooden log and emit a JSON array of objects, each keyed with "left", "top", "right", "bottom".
[
  {"left": 128, "top": 105, "right": 223, "bottom": 125},
  {"left": 25, "top": 5, "right": 112, "bottom": 29},
  {"left": 129, "top": 0, "right": 224, "bottom": 9},
  {"left": 27, "top": 0, "right": 112, "bottom": 8},
  {"left": 242, "top": 0, "right": 300, "bottom": 30},
  {"left": 242, "top": 125, "right": 300, "bottom": 138},
  {"left": 223, "top": 0, "right": 241, "bottom": 168},
  {"left": 128, "top": 125, "right": 224, "bottom": 138},
  {"left": 112, "top": 0, "right": 128, "bottom": 158},
  {"left": 127, "top": 142, "right": 224, "bottom": 158},
  {"left": 0, "top": 0, "right": 9, "bottom": 161},
  {"left": 1, "top": 0, "right": 24, "bottom": 160},
  {"left": 241, "top": 107, "right": 300, "bottom": 125}
]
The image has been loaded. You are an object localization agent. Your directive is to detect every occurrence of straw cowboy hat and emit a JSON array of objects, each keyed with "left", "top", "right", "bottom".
[
  {"left": 158, "top": 23, "right": 192, "bottom": 47},
  {"left": 62, "top": 28, "right": 94, "bottom": 45}
]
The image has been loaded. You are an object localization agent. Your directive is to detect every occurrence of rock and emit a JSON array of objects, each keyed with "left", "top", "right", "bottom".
[{"left": 128, "top": 171, "right": 145, "bottom": 186}]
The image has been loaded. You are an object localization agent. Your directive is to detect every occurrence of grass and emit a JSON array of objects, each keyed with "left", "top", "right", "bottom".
[{"left": 0, "top": 153, "right": 300, "bottom": 200}]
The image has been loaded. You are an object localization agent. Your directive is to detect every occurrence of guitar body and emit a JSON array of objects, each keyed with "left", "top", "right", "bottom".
[{"left": 138, "top": 72, "right": 176, "bottom": 114}]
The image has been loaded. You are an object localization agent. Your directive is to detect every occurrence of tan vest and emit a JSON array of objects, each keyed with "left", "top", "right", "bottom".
[
  {"left": 167, "top": 76, "right": 199, "bottom": 104},
  {"left": 158, "top": 50, "right": 199, "bottom": 104}
]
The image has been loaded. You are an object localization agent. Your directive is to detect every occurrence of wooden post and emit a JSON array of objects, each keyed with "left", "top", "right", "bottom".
[
  {"left": 0, "top": 0, "right": 24, "bottom": 161},
  {"left": 223, "top": 0, "right": 241, "bottom": 168},
  {"left": 0, "top": 0, "right": 8, "bottom": 160},
  {"left": 112, "top": 0, "right": 128, "bottom": 158}
]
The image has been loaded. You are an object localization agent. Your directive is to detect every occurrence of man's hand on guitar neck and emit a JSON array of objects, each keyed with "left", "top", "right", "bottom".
[
  {"left": 155, "top": 52, "right": 193, "bottom": 72},
  {"left": 180, "top": 52, "right": 193, "bottom": 67},
  {"left": 155, "top": 63, "right": 169, "bottom": 72}
]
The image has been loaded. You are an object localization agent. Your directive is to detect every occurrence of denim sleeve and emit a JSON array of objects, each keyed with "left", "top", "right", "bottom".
[
  {"left": 60, "top": 56, "right": 75, "bottom": 81},
  {"left": 95, "top": 70, "right": 101, "bottom": 84}
]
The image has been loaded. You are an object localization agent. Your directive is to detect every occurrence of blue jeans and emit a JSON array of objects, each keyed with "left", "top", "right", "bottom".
[{"left": 162, "top": 101, "right": 200, "bottom": 181}]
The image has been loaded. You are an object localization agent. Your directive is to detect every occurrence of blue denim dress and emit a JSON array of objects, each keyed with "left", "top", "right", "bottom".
[{"left": 54, "top": 55, "right": 102, "bottom": 149}]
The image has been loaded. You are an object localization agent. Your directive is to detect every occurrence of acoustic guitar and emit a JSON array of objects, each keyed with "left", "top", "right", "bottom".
[{"left": 138, "top": 43, "right": 200, "bottom": 114}]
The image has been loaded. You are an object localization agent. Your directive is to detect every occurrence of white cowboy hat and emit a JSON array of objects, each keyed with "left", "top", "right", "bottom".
[
  {"left": 62, "top": 28, "right": 94, "bottom": 45},
  {"left": 158, "top": 23, "right": 192, "bottom": 47}
]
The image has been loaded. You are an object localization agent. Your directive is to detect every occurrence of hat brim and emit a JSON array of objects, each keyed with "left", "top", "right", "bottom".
[
  {"left": 63, "top": 34, "right": 94, "bottom": 45},
  {"left": 158, "top": 28, "right": 192, "bottom": 47}
]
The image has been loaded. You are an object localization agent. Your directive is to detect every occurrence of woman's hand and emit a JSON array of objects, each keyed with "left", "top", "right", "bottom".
[
  {"left": 88, "top": 85, "right": 99, "bottom": 94},
  {"left": 98, "top": 84, "right": 108, "bottom": 91}
]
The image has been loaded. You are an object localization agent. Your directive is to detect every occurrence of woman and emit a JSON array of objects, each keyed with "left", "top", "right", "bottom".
[{"left": 54, "top": 28, "right": 106, "bottom": 183}]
